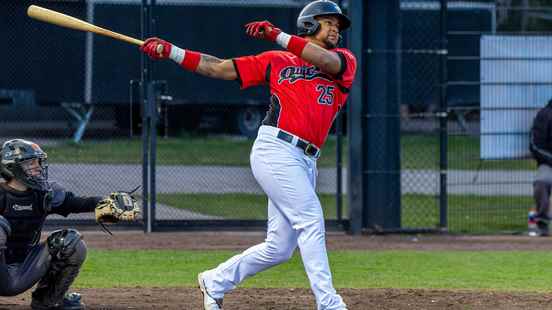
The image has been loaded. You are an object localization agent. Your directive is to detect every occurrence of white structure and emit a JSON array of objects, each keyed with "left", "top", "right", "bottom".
[{"left": 480, "top": 35, "right": 552, "bottom": 159}]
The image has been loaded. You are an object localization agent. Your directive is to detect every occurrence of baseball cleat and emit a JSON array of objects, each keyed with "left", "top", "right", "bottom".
[
  {"left": 198, "top": 272, "right": 223, "bottom": 310},
  {"left": 31, "top": 292, "right": 85, "bottom": 310},
  {"left": 61, "top": 292, "right": 85, "bottom": 310}
]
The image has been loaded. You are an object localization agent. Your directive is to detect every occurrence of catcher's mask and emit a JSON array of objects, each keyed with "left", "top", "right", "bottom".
[
  {"left": 297, "top": 0, "right": 351, "bottom": 37},
  {"left": 0, "top": 139, "right": 50, "bottom": 191}
]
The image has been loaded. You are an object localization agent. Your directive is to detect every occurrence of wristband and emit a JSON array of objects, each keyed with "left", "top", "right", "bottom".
[
  {"left": 169, "top": 46, "right": 201, "bottom": 72},
  {"left": 276, "top": 33, "right": 308, "bottom": 57},
  {"left": 181, "top": 50, "right": 201, "bottom": 71},
  {"left": 275, "top": 32, "right": 291, "bottom": 48},
  {"left": 287, "top": 35, "right": 309, "bottom": 57}
]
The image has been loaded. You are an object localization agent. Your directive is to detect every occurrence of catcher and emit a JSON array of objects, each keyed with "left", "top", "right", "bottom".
[{"left": 0, "top": 139, "right": 140, "bottom": 310}]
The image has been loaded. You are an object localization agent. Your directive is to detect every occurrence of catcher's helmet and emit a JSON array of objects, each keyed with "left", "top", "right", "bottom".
[
  {"left": 0, "top": 139, "right": 49, "bottom": 191},
  {"left": 297, "top": 0, "right": 351, "bottom": 36}
]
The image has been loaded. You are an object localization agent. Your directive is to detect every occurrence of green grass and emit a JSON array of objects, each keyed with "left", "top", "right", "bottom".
[
  {"left": 156, "top": 193, "right": 341, "bottom": 220},
  {"left": 402, "top": 134, "right": 535, "bottom": 170},
  {"left": 403, "top": 194, "right": 532, "bottom": 233},
  {"left": 46, "top": 137, "right": 255, "bottom": 166},
  {"left": 45, "top": 134, "right": 535, "bottom": 169},
  {"left": 45, "top": 137, "right": 338, "bottom": 167},
  {"left": 77, "top": 249, "right": 552, "bottom": 291},
  {"left": 157, "top": 193, "right": 533, "bottom": 233}
]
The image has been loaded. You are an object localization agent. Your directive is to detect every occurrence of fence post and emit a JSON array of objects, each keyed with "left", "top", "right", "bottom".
[
  {"left": 141, "top": 0, "right": 152, "bottom": 233},
  {"left": 439, "top": 0, "right": 448, "bottom": 230},
  {"left": 348, "top": 0, "right": 364, "bottom": 235},
  {"left": 364, "top": 0, "right": 401, "bottom": 231}
]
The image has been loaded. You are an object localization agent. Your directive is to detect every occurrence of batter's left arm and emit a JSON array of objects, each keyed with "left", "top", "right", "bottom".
[{"left": 300, "top": 44, "right": 342, "bottom": 76}]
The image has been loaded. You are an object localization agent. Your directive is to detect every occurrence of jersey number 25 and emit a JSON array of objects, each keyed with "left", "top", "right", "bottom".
[{"left": 316, "top": 85, "right": 335, "bottom": 106}]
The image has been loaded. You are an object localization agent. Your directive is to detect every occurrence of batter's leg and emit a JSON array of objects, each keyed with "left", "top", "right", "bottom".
[
  {"left": 202, "top": 198, "right": 298, "bottom": 299},
  {"left": 249, "top": 146, "right": 346, "bottom": 310}
]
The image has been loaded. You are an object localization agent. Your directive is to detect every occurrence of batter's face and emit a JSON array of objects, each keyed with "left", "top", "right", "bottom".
[{"left": 313, "top": 16, "right": 340, "bottom": 49}]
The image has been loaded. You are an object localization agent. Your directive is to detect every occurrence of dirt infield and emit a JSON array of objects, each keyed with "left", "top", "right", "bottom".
[{"left": 2, "top": 231, "right": 552, "bottom": 310}]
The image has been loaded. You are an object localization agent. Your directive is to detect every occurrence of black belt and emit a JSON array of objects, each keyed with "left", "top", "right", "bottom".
[{"left": 276, "top": 130, "right": 320, "bottom": 158}]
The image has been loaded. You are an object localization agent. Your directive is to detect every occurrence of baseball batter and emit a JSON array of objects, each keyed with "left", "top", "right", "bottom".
[{"left": 141, "top": 1, "right": 356, "bottom": 309}]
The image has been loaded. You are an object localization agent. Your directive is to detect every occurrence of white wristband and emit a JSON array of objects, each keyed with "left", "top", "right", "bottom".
[
  {"left": 169, "top": 46, "right": 185, "bottom": 64},
  {"left": 276, "top": 32, "right": 291, "bottom": 49}
]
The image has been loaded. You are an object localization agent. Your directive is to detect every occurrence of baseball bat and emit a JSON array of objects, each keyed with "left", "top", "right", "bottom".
[{"left": 27, "top": 5, "right": 144, "bottom": 46}]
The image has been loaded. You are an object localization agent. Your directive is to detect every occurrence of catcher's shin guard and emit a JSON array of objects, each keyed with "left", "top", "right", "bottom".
[{"left": 31, "top": 231, "right": 87, "bottom": 309}]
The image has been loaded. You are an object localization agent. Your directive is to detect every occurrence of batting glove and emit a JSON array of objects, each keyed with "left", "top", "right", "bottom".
[
  {"left": 140, "top": 37, "right": 172, "bottom": 60},
  {"left": 245, "top": 20, "right": 282, "bottom": 42}
]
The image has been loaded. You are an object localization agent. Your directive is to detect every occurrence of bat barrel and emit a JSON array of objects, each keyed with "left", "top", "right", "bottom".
[{"left": 27, "top": 5, "right": 144, "bottom": 46}]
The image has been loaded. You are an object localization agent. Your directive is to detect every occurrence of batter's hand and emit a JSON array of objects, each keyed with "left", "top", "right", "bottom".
[
  {"left": 245, "top": 21, "right": 282, "bottom": 42},
  {"left": 140, "top": 37, "right": 172, "bottom": 60}
]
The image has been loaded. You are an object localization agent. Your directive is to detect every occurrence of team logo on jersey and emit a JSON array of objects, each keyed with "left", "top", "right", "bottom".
[
  {"left": 12, "top": 204, "right": 33, "bottom": 211},
  {"left": 278, "top": 66, "right": 332, "bottom": 84}
]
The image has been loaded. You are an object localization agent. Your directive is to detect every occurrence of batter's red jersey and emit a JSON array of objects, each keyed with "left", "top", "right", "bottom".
[{"left": 233, "top": 48, "right": 357, "bottom": 148}]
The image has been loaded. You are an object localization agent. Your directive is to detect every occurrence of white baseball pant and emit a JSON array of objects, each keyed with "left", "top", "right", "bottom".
[{"left": 201, "top": 125, "right": 346, "bottom": 310}]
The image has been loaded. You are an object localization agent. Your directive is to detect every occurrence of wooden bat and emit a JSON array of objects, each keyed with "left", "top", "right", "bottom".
[{"left": 27, "top": 5, "right": 144, "bottom": 46}]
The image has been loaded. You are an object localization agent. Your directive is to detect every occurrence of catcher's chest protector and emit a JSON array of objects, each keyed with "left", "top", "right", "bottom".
[{"left": 0, "top": 188, "right": 48, "bottom": 263}]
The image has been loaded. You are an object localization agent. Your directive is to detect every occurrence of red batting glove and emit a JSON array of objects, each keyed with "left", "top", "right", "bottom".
[
  {"left": 244, "top": 21, "right": 282, "bottom": 42},
  {"left": 140, "top": 37, "right": 172, "bottom": 60}
]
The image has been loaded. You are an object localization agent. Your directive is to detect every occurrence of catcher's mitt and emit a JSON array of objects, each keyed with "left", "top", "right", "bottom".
[{"left": 95, "top": 192, "right": 140, "bottom": 223}]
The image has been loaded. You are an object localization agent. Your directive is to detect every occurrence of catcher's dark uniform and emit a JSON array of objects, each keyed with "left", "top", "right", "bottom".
[{"left": 0, "top": 181, "right": 101, "bottom": 308}]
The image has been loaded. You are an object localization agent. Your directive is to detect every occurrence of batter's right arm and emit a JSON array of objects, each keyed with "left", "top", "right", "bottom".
[{"left": 140, "top": 37, "right": 237, "bottom": 80}]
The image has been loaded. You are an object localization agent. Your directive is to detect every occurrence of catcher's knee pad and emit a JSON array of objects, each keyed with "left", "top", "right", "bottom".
[{"left": 46, "top": 229, "right": 86, "bottom": 262}]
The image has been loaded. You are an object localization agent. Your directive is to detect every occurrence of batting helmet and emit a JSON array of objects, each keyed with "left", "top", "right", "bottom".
[
  {"left": 0, "top": 139, "right": 49, "bottom": 191},
  {"left": 297, "top": 0, "right": 351, "bottom": 36}
]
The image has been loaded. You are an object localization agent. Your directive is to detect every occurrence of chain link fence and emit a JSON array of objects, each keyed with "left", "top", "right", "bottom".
[
  {"left": 398, "top": 0, "right": 443, "bottom": 231},
  {"left": 1, "top": 0, "right": 143, "bottom": 227},
  {"left": 4, "top": 0, "right": 340, "bottom": 230},
  {"left": 445, "top": 0, "right": 552, "bottom": 233},
  {"left": 4, "top": 0, "right": 549, "bottom": 234},
  {"left": 397, "top": 0, "right": 547, "bottom": 234}
]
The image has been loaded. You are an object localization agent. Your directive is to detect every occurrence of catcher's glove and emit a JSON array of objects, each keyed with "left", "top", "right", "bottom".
[{"left": 95, "top": 192, "right": 140, "bottom": 223}]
